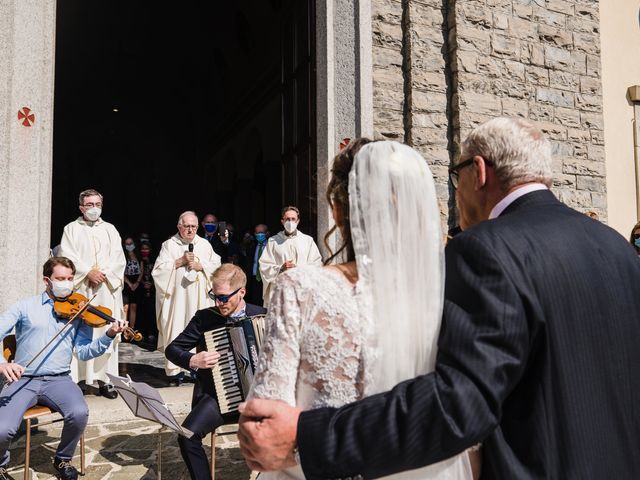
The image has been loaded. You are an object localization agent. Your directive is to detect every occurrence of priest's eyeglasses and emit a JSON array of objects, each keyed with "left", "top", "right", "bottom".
[{"left": 208, "top": 287, "right": 241, "bottom": 304}]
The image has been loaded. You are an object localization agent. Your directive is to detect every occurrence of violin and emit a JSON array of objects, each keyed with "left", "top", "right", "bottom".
[{"left": 54, "top": 292, "right": 143, "bottom": 342}]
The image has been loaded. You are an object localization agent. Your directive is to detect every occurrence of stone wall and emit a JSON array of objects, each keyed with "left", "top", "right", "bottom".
[{"left": 371, "top": 0, "right": 606, "bottom": 226}]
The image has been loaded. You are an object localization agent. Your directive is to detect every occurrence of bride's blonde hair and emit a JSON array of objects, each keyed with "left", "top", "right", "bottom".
[{"left": 323, "top": 137, "right": 373, "bottom": 265}]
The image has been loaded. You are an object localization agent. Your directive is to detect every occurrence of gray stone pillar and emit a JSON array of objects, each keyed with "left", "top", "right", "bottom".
[
  {"left": 316, "top": 0, "right": 373, "bottom": 252},
  {"left": 0, "top": 0, "right": 56, "bottom": 311}
]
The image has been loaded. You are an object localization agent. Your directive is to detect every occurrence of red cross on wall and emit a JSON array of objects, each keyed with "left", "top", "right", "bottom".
[{"left": 17, "top": 107, "right": 35, "bottom": 127}]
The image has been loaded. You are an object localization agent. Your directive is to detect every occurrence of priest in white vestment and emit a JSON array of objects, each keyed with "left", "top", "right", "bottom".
[
  {"left": 259, "top": 206, "right": 322, "bottom": 306},
  {"left": 153, "top": 211, "right": 220, "bottom": 376},
  {"left": 59, "top": 189, "right": 126, "bottom": 397}
]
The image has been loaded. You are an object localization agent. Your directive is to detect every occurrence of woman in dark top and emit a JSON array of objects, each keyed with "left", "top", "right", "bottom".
[{"left": 122, "top": 236, "right": 144, "bottom": 332}]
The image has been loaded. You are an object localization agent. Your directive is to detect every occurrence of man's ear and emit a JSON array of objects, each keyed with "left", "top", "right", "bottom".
[{"left": 473, "top": 155, "right": 488, "bottom": 191}]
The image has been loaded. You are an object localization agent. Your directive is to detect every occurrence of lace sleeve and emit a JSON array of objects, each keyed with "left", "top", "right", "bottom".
[{"left": 248, "top": 273, "right": 303, "bottom": 406}]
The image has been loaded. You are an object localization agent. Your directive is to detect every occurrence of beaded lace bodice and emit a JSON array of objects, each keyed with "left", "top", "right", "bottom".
[{"left": 249, "top": 265, "right": 368, "bottom": 409}]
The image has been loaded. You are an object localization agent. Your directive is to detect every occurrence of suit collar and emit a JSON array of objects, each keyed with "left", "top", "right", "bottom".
[{"left": 500, "top": 188, "right": 559, "bottom": 217}]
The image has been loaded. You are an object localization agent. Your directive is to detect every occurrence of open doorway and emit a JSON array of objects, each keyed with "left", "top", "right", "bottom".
[{"left": 51, "top": 1, "right": 316, "bottom": 249}]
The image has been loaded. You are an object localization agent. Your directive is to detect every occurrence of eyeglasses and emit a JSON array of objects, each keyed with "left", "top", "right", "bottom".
[
  {"left": 81, "top": 202, "right": 103, "bottom": 208},
  {"left": 208, "top": 287, "right": 241, "bottom": 304},
  {"left": 448, "top": 157, "right": 494, "bottom": 189},
  {"left": 180, "top": 225, "right": 198, "bottom": 230}
]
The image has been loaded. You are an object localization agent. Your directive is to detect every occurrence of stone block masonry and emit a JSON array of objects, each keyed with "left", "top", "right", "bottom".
[{"left": 371, "top": 0, "right": 606, "bottom": 225}]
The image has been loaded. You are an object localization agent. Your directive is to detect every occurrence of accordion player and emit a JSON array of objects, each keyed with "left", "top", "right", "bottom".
[{"left": 164, "top": 264, "right": 267, "bottom": 480}]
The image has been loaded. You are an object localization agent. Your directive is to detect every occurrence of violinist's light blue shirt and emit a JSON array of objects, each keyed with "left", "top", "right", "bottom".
[{"left": 0, "top": 292, "right": 114, "bottom": 376}]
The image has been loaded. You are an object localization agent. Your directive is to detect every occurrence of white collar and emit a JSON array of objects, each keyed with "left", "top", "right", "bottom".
[{"left": 489, "top": 183, "right": 548, "bottom": 219}]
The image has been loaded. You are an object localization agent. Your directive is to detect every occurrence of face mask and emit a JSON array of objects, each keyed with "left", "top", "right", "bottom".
[
  {"left": 49, "top": 279, "right": 74, "bottom": 299},
  {"left": 141, "top": 250, "right": 150, "bottom": 258},
  {"left": 84, "top": 207, "right": 101, "bottom": 222},
  {"left": 635, "top": 238, "right": 640, "bottom": 248},
  {"left": 255, "top": 233, "right": 267, "bottom": 243},
  {"left": 284, "top": 221, "right": 298, "bottom": 234},
  {"left": 125, "top": 244, "right": 136, "bottom": 252},
  {"left": 204, "top": 223, "right": 217, "bottom": 233},
  {"left": 227, "top": 230, "right": 234, "bottom": 239}
]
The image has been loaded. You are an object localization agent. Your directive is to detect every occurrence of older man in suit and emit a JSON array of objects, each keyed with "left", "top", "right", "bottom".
[{"left": 238, "top": 117, "right": 640, "bottom": 479}]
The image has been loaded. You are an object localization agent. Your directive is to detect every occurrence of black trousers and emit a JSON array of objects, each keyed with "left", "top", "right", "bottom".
[{"left": 178, "top": 393, "right": 224, "bottom": 480}]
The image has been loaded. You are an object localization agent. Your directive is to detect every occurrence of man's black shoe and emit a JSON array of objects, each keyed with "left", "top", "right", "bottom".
[
  {"left": 53, "top": 457, "right": 78, "bottom": 480},
  {"left": 0, "top": 466, "right": 15, "bottom": 480},
  {"left": 99, "top": 383, "right": 118, "bottom": 399}
]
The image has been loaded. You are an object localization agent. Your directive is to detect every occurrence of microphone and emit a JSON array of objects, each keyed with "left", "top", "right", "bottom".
[{"left": 188, "top": 243, "right": 194, "bottom": 253}]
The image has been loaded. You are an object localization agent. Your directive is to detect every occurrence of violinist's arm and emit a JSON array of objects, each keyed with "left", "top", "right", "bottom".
[
  {"left": 73, "top": 321, "right": 114, "bottom": 361},
  {"left": 0, "top": 300, "right": 23, "bottom": 349},
  {"left": 0, "top": 301, "right": 27, "bottom": 381}
]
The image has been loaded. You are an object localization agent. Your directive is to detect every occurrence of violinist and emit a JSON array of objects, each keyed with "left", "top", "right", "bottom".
[{"left": 0, "top": 257, "right": 128, "bottom": 480}]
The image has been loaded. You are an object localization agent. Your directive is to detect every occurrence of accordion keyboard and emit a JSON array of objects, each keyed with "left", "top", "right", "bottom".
[{"left": 204, "top": 327, "right": 244, "bottom": 414}]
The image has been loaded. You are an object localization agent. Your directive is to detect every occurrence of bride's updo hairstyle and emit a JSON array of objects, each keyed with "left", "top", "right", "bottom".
[{"left": 323, "top": 137, "right": 373, "bottom": 265}]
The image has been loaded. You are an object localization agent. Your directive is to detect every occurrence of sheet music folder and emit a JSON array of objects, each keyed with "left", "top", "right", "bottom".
[{"left": 106, "top": 373, "right": 193, "bottom": 438}]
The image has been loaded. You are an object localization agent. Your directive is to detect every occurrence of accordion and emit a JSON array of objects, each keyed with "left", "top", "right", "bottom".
[{"left": 203, "top": 315, "right": 266, "bottom": 414}]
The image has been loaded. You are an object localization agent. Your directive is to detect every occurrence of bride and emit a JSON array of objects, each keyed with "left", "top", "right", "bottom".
[{"left": 248, "top": 139, "right": 476, "bottom": 479}]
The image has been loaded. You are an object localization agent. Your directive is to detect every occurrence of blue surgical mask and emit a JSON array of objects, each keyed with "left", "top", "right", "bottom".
[
  {"left": 255, "top": 233, "right": 267, "bottom": 243},
  {"left": 634, "top": 238, "right": 640, "bottom": 248},
  {"left": 125, "top": 244, "right": 135, "bottom": 252},
  {"left": 204, "top": 223, "right": 217, "bottom": 233}
]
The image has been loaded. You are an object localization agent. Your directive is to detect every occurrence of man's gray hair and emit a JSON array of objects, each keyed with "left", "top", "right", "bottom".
[
  {"left": 177, "top": 211, "right": 198, "bottom": 225},
  {"left": 79, "top": 189, "right": 103, "bottom": 205},
  {"left": 461, "top": 117, "right": 553, "bottom": 189}
]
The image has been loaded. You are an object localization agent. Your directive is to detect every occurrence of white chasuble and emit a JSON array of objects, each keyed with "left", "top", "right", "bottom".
[
  {"left": 152, "top": 234, "right": 220, "bottom": 376},
  {"left": 258, "top": 230, "right": 322, "bottom": 306},
  {"left": 59, "top": 217, "right": 126, "bottom": 385}
]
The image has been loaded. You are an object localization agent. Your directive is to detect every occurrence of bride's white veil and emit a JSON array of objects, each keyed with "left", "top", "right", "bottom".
[{"left": 349, "top": 141, "right": 444, "bottom": 395}]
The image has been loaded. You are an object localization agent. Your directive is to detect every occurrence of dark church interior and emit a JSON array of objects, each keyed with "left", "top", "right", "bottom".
[{"left": 51, "top": 1, "right": 315, "bottom": 250}]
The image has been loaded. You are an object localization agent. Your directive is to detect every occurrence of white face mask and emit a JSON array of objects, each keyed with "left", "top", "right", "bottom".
[
  {"left": 284, "top": 220, "right": 298, "bottom": 234},
  {"left": 49, "top": 279, "right": 74, "bottom": 299},
  {"left": 84, "top": 207, "right": 102, "bottom": 222}
]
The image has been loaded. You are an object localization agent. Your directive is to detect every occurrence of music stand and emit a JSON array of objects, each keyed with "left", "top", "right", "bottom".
[{"left": 107, "top": 373, "right": 193, "bottom": 479}]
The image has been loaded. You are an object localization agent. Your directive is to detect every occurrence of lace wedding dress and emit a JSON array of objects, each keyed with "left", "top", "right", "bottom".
[{"left": 249, "top": 141, "right": 472, "bottom": 480}]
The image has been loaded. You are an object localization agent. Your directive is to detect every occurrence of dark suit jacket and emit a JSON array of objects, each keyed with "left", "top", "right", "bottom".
[
  {"left": 165, "top": 302, "right": 267, "bottom": 404},
  {"left": 297, "top": 190, "right": 640, "bottom": 479}
]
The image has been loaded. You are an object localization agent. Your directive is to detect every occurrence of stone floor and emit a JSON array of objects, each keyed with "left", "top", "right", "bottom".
[{"left": 6, "top": 342, "right": 253, "bottom": 479}]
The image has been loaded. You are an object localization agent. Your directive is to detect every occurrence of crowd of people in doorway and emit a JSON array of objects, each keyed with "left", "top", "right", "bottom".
[{"left": 49, "top": 198, "right": 323, "bottom": 389}]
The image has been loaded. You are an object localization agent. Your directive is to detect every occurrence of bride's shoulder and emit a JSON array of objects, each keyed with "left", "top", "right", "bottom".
[{"left": 275, "top": 264, "right": 346, "bottom": 292}]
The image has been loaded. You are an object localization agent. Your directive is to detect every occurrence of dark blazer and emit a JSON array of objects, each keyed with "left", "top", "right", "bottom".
[
  {"left": 297, "top": 190, "right": 640, "bottom": 479},
  {"left": 165, "top": 302, "right": 267, "bottom": 401}
]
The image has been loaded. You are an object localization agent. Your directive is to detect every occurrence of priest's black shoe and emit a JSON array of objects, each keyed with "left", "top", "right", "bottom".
[
  {"left": 53, "top": 458, "right": 78, "bottom": 480},
  {"left": 99, "top": 383, "right": 118, "bottom": 399}
]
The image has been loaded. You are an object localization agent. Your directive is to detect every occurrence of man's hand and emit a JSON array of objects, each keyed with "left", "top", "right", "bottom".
[
  {"left": 280, "top": 261, "right": 296, "bottom": 272},
  {"left": 188, "top": 261, "right": 203, "bottom": 272},
  {"left": 106, "top": 319, "right": 129, "bottom": 338},
  {"left": 189, "top": 351, "right": 220, "bottom": 369},
  {"left": 87, "top": 269, "right": 106, "bottom": 286},
  {"left": 238, "top": 399, "right": 301, "bottom": 471},
  {"left": 0, "top": 362, "right": 25, "bottom": 382}
]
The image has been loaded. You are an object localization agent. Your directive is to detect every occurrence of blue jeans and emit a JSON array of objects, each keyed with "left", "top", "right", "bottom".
[{"left": 0, "top": 374, "right": 88, "bottom": 467}]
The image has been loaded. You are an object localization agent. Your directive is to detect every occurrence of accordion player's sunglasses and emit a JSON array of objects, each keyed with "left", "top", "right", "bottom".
[{"left": 208, "top": 287, "right": 242, "bottom": 304}]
